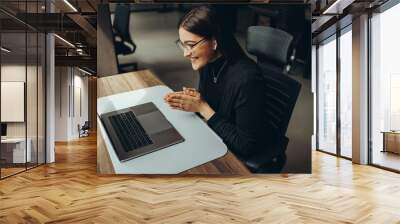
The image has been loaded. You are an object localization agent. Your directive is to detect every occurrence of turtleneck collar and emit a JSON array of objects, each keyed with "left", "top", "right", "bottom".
[{"left": 208, "top": 54, "right": 226, "bottom": 72}]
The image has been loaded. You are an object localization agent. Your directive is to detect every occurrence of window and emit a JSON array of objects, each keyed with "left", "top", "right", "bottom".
[
  {"left": 339, "top": 28, "right": 352, "bottom": 158},
  {"left": 316, "top": 25, "right": 353, "bottom": 159},
  {"left": 317, "top": 36, "right": 337, "bottom": 154},
  {"left": 370, "top": 2, "right": 400, "bottom": 171}
]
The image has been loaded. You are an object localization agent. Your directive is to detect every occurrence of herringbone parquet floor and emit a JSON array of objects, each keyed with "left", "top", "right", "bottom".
[{"left": 1, "top": 134, "right": 400, "bottom": 224}]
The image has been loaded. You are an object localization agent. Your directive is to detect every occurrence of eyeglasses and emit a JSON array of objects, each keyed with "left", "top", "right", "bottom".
[{"left": 175, "top": 38, "right": 206, "bottom": 52}]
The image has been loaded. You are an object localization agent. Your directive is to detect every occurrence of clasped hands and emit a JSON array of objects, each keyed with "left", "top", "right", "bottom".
[{"left": 164, "top": 87, "right": 215, "bottom": 120}]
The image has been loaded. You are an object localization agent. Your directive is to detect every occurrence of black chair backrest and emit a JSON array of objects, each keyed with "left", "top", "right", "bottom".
[
  {"left": 247, "top": 26, "right": 293, "bottom": 65},
  {"left": 263, "top": 72, "right": 301, "bottom": 137},
  {"left": 82, "top": 121, "right": 90, "bottom": 129},
  {"left": 247, "top": 26, "right": 293, "bottom": 76},
  {"left": 113, "top": 4, "right": 133, "bottom": 44}
]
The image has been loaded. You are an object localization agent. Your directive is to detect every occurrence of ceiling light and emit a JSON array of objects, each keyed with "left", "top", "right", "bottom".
[
  {"left": 77, "top": 67, "right": 93, "bottom": 76},
  {"left": 63, "top": 0, "right": 78, "bottom": 12},
  {"left": 54, "top": 34, "right": 75, "bottom": 48},
  {"left": 322, "top": 0, "right": 354, "bottom": 15},
  {"left": 1, "top": 47, "right": 11, "bottom": 53}
]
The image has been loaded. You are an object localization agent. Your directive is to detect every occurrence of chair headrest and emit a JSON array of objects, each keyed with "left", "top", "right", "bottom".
[
  {"left": 113, "top": 4, "right": 131, "bottom": 41},
  {"left": 246, "top": 26, "right": 293, "bottom": 65}
]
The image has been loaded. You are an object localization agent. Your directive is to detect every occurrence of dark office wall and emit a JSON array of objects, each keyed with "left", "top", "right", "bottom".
[{"left": 97, "top": 4, "right": 119, "bottom": 77}]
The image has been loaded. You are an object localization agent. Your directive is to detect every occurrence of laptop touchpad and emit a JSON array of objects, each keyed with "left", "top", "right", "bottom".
[{"left": 137, "top": 111, "right": 172, "bottom": 134}]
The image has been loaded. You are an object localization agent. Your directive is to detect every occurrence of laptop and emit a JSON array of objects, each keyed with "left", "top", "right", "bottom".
[{"left": 100, "top": 102, "right": 184, "bottom": 162}]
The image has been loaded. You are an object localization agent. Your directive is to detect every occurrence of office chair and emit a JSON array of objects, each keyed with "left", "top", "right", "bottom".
[
  {"left": 244, "top": 73, "right": 301, "bottom": 173},
  {"left": 246, "top": 26, "right": 293, "bottom": 76},
  {"left": 78, "top": 121, "right": 90, "bottom": 138},
  {"left": 243, "top": 27, "right": 301, "bottom": 173},
  {"left": 113, "top": 4, "right": 138, "bottom": 72}
]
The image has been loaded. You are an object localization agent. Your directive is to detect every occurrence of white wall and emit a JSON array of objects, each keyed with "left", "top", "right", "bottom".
[
  {"left": 76, "top": 74, "right": 89, "bottom": 124},
  {"left": 1, "top": 64, "right": 26, "bottom": 81},
  {"left": 1, "top": 82, "right": 25, "bottom": 122},
  {"left": 54, "top": 67, "right": 89, "bottom": 141},
  {"left": 70, "top": 72, "right": 89, "bottom": 139},
  {"left": 1, "top": 65, "right": 26, "bottom": 139},
  {"left": 55, "top": 66, "right": 69, "bottom": 141},
  {"left": 1, "top": 65, "right": 36, "bottom": 137},
  {"left": 1, "top": 63, "right": 46, "bottom": 164}
]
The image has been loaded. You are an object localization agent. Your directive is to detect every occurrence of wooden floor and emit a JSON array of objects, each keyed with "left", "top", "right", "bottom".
[{"left": 1, "top": 135, "right": 400, "bottom": 223}]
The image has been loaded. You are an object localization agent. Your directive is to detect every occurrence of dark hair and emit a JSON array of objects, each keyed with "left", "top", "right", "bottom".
[{"left": 178, "top": 5, "right": 245, "bottom": 61}]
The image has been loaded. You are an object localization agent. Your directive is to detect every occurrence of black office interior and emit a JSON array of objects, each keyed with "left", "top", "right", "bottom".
[{"left": 97, "top": 3, "right": 313, "bottom": 173}]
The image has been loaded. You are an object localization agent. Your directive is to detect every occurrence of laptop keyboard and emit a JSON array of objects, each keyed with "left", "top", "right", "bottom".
[{"left": 109, "top": 111, "right": 153, "bottom": 152}]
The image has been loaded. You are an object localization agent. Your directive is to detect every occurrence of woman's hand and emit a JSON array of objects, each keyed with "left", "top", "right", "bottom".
[
  {"left": 164, "top": 87, "right": 203, "bottom": 112},
  {"left": 164, "top": 87, "right": 215, "bottom": 120}
]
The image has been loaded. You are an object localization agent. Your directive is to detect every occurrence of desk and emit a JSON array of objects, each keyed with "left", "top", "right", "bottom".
[
  {"left": 97, "top": 70, "right": 251, "bottom": 175},
  {"left": 1, "top": 138, "right": 31, "bottom": 164},
  {"left": 382, "top": 131, "right": 400, "bottom": 154}
]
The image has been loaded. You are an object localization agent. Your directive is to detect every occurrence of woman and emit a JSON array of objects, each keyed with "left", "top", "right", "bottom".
[{"left": 164, "top": 6, "right": 284, "bottom": 171}]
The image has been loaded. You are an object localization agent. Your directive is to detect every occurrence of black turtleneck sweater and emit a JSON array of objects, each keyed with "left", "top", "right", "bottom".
[{"left": 198, "top": 56, "right": 273, "bottom": 159}]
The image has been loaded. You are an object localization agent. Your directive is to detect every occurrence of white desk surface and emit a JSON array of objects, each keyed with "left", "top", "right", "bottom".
[
  {"left": 1, "top": 138, "right": 27, "bottom": 144},
  {"left": 97, "top": 85, "right": 227, "bottom": 174}
]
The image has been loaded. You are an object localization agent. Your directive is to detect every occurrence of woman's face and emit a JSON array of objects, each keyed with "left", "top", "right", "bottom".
[{"left": 178, "top": 27, "right": 216, "bottom": 70}]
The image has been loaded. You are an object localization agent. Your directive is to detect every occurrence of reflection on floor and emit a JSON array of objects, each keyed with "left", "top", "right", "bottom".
[
  {"left": 373, "top": 150, "right": 400, "bottom": 171},
  {"left": 0, "top": 163, "right": 43, "bottom": 179},
  {"left": 0, "top": 167, "right": 25, "bottom": 178}
]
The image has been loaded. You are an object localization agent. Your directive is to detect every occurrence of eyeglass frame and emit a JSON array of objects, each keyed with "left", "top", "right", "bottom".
[{"left": 175, "top": 37, "right": 207, "bottom": 52}]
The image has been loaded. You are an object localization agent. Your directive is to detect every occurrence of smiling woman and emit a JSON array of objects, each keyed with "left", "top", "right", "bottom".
[
  {"left": 175, "top": 6, "right": 245, "bottom": 70},
  {"left": 164, "top": 5, "right": 286, "bottom": 173}
]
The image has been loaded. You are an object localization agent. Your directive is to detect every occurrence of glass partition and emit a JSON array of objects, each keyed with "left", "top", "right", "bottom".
[
  {"left": 0, "top": 1, "right": 46, "bottom": 179},
  {"left": 0, "top": 32, "right": 28, "bottom": 178}
]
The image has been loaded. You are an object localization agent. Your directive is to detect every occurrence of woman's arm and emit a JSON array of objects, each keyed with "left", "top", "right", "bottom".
[
  {"left": 206, "top": 77, "right": 267, "bottom": 158},
  {"left": 164, "top": 76, "right": 267, "bottom": 158}
]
